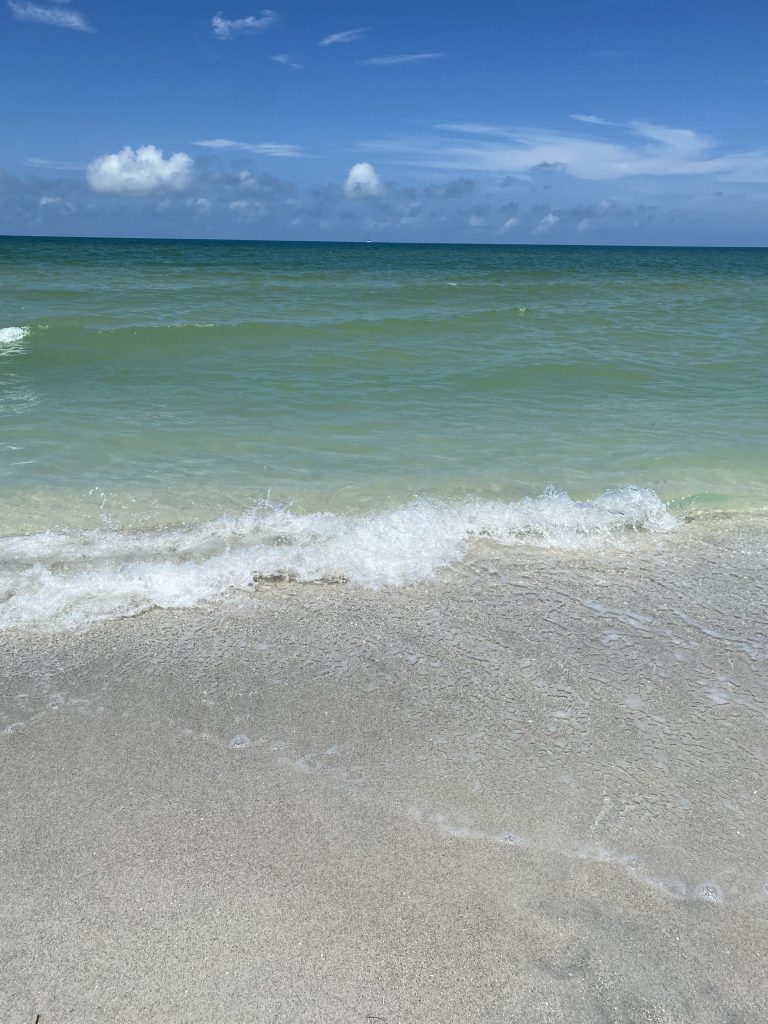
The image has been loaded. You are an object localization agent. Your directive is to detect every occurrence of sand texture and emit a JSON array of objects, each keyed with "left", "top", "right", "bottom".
[{"left": 2, "top": 522, "right": 767, "bottom": 1022}]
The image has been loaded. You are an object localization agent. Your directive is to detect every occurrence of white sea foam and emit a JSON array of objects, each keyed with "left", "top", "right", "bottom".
[
  {"left": 0, "top": 326, "right": 29, "bottom": 347},
  {"left": 0, "top": 488, "right": 678, "bottom": 631}
]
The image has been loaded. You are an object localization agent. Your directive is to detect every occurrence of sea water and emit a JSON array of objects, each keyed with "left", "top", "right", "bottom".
[{"left": 1, "top": 236, "right": 766, "bottom": 628}]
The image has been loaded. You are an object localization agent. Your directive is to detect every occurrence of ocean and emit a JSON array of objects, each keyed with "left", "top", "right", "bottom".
[
  {"left": 4, "top": 237, "right": 768, "bottom": 1019},
  {"left": 1, "top": 235, "right": 766, "bottom": 629}
]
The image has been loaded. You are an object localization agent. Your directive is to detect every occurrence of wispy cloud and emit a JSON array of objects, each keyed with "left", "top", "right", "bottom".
[
  {"left": 363, "top": 119, "right": 768, "bottom": 185},
  {"left": 211, "top": 9, "right": 275, "bottom": 40},
  {"left": 270, "top": 53, "right": 301, "bottom": 68},
  {"left": 195, "top": 138, "right": 304, "bottom": 158},
  {"left": 25, "top": 157, "right": 86, "bottom": 170},
  {"left": 569, "top": 114, "right": 617, "bottom": 126},
  {"left": 8, "top": 1, "right": 92, "bottom": 31},
  {"left": 319, "top": 27, "right": 367, "bottom": 46},
  {"left": 357, "top": 53, "right": 443, "bottom": 66}
]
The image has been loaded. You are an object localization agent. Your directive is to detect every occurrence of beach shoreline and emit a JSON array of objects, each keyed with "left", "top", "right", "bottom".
[{"left": 2, "top": 523, "right": 767, "bottom": 1022}]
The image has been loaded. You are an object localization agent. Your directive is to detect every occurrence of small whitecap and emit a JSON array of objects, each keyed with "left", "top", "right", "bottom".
[
  {"left": 229, "top": 734, "right": 252, "bottom": 750},
  {"left": 0, "top": 326, "right": 29, "bottom": 345}
]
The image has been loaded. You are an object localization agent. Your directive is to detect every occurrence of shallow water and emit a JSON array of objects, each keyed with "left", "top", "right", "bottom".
[{"left": 1, "top": 237, "right": 766, "bottom": 627}]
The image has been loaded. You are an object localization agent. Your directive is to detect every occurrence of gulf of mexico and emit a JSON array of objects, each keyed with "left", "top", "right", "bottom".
[{"left": 0, "top": 236, "right": 766, "bottom": 627}]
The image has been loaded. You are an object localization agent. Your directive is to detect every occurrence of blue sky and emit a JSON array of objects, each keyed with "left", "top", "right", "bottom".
[{"left": 2, "top": 0, "right": 768, "bottom": 244}]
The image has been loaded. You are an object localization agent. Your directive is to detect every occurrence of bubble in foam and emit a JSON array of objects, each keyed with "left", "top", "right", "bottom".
[
  {"left": 646, "top": 877, "right": 687, "bottom": 901},
  {"left": 620, "top": 854, "right": 643, "bottom": 871},
  {"left": 497, "top": 832, "right": 527, "bottom": 847},
  {"left": 695, "top": 882, "right": 724, "bottom": 905},
  {"left": 229, "top": 735, "right": 252, "bottom": 750}
]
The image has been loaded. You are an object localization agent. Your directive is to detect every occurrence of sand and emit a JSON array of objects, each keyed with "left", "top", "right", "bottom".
[{"left": 2, "top": 520, "right": 767, "bottom": 1023}]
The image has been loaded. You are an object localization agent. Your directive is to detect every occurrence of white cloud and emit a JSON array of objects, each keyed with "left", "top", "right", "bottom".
[
  {"left": 86, "top": 146, "right": 194, "bottom": 194},
  {"left": 194, "top": 138, "right": 304, "bottom": 157},
  {"left": 363, "top": 119, "right": 768, "bottom": 185},
  {"left": 535, "top": 212, "right": 560, "bottom": 232},
  {"left": 8, "top": 1, "right": 92, "bottom": 30},
  {"left": 270, "top": 53, "right": 301, "bottom": 68},
  {"left": 25, "top": 157, "right": 85, "bottom": 170},
  {"left": 188, "top": 197, "right": 212, "bottom": 213},
  {"left": 319, "top": 27, "right": 367, "bottom": 45},
  {"left": 357, "top": 53, "right": 443, "bottom": 66},
  {"left": 38, "top": 195, "right": 74, "bottom": 213},
  {"left": 212, "top": 9, "right": 274, "bottom": 40},
  {"left": 500, "top": 215, "right": 520, "bottom": 231},
  {"left": 343, "top": 162, "right": 384, "bottom": 198},
  {"left": 229, "top": 198, "right": 266, "bottom": 219},
  {"left": 569, "top": 114, "right": 617, "bottom": 125}
]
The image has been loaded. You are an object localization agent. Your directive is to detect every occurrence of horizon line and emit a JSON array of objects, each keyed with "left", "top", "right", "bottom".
[{"left": 1, "top": 232, "right": 766, "bottom": 251}]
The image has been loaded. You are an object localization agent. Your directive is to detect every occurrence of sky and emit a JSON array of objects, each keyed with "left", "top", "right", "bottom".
[{"left": 2, "top": 0, "right": 768, "bottom": 244}]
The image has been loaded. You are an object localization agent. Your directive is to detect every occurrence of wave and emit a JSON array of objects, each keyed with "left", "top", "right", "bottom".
[
  {"left": 0, "top": 325, "right": 29, "bottom": 347},
  {"left": 0, "top": 488, "right": 678, "bottom": 631}
]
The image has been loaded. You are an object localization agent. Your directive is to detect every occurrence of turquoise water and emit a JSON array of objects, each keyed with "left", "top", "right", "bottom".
[{"left": 1, "top": 236, "right": 766, "bottom": 627}]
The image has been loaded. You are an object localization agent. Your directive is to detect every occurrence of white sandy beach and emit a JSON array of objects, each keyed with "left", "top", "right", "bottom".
[{"left": 2, "top": 519, "right": 767, "bottom": 1023}]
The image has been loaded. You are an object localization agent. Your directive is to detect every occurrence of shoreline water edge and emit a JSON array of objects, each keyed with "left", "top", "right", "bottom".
[
  {"left": 1, "top": 237, "right": 767, "bottom": 1019},
  {"left": 2, "top": 522, "right": 767, "bottom": 1020}
]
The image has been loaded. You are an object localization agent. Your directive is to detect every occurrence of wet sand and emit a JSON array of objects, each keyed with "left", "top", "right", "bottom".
[{"left": 2, "top": 520, "right": 767, "bottom": 1023}]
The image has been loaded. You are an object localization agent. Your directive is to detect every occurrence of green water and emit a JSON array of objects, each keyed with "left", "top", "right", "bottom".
[{"left": 2, "top": 236, "right": 766, "bottom": 531}]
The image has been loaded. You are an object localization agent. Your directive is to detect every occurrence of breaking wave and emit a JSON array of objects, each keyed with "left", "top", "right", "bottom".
[
  {"left": 0, "top": 487, "right": 678, "bottom": 630},
  {"left": 0, "top": 325, "right": 29, "bottom": 350}
]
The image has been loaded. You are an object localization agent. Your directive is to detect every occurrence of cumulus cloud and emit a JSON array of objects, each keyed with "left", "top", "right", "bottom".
[
  {"left": 38, "top": 195, "right": 74, "bottom": 213},
  {"left": 343, "top": 162, "right": 384, "bottom": 198},
  {"left": 0, "top": 156, "right": 752, "bottom": 244},
  {"left": 357, "top": 53, "right": 443, "bottom": 66},
  {"left": 86, "top": 145, "right": 194, "bottom": 194},
  {"left": 319, "top": 27, "right": 367, "bottom": 45},
  {"left": 194, "top": 138, "right": 304, "bottom": 157},
  {"left": 212, "top": 9, "right": 274, "bottom": 40},
  {"left": 229, "top": 198, "right": 266, "bottom": 220},
  {"left": 534, "top": 211, "right": 560, "bottom": 233},
  {"left": 499, "top": 215, "right": 520, "bottom": 231},
  {"left": 8, "top": 1, "right": 92, "bottom": 30}
]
